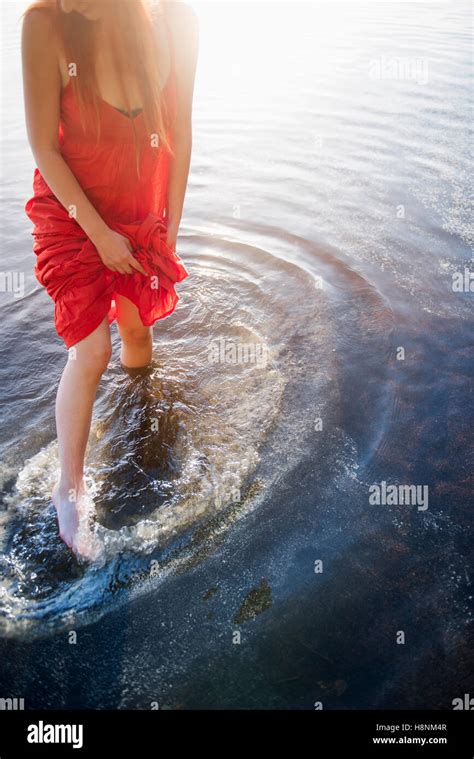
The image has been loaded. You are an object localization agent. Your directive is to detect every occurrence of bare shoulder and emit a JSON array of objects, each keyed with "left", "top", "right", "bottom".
[
  {"left": 165, "top": 1, "right": 199, "bottom": 26},
  {"left": 164, "top": 1, "right": 199, "bottom": 46},
  {"left": 150, "top": 1, "right": 198, "bottom": 68},
  {"left": 22, "top": 6, "right": 57, "bottom": 44},
  {"left": 22, "top": 6, "right": 60, "bottom": 71},
  {"left": 22, "top": 7, "right": 62, "bottom": 82}
]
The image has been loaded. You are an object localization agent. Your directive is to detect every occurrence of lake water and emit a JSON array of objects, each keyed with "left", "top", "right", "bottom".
[{"left": 0, "top": 0, "right": 472, "bottom": 708}]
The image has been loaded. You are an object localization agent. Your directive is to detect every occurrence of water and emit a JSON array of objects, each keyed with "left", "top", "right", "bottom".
[{"left": 0, "top": 1, "right": 472, "bottom": 708}]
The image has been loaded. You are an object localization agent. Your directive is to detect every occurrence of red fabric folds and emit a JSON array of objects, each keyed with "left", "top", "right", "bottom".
[{"left": 26, "top": 199, "right": 189, "bottom": 349}]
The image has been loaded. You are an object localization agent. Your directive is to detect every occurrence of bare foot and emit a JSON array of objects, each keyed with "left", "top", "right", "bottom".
[
  {"left": 52, "top": 482, "right": 80, "bottom": 548},
  {"left": 52, "top": 482, "right": 102, "bottom": 561}
]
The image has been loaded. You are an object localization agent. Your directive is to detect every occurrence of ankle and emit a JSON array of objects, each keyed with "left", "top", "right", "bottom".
[{"left": 55, "top": 478, "right": 86, "bottom": 502}]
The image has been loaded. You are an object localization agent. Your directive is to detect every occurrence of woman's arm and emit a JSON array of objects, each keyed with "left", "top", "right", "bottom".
[
  {"left": 22, "top": 9, "right": 110, "bottom": 244},
  {"left": 22, "top": 9, "right": 146, "bottom": 276},
  {"left": 163, "top": 2, "right": 199, "bottom": 248}
]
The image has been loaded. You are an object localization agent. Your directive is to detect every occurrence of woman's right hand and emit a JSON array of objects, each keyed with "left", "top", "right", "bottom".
[{"left": 94, "top": 227, "right": 148, "bottom": 276}]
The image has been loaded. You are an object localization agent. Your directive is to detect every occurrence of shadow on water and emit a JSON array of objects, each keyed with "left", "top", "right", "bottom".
[{"left": 93, "top": 365, "right": 183, "bottom": 529}]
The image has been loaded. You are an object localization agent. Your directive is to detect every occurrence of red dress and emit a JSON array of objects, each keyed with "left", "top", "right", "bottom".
[{"left": 24, "top": 21, "right": 189, "bottom": 350}]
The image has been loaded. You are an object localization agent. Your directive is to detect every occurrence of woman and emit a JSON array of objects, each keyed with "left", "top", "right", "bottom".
[{"left": 21, "top": 0, "right": 199, "bottom": 559}]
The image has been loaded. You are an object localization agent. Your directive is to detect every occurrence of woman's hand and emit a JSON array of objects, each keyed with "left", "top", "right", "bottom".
[{"left": 94, "top": 228, "right": 148, "bottom": 275}]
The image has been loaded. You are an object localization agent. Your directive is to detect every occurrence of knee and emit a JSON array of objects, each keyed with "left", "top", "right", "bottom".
[
  {"left": 76, "top": 343, "right": 112, "bottom": 378},
  {"left": 120, "top": 325, "right": 152, "bottom": 347}
]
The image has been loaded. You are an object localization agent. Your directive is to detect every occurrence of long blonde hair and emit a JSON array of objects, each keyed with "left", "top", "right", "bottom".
[{"left": 21, "top": 0, "right": 174, "bottom": 173}]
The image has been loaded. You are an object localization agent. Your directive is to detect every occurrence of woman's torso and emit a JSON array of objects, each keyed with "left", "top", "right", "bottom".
[{"left": 30, "top": 12, "right": 176, "bottom": 227}]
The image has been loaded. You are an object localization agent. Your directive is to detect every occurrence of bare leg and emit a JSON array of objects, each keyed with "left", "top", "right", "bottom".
[
  {"left": 52, "top": 316, "right": 112, "bottom": 556},
  {"left": 116, "top": 294, "right": 153, "bottom": 369}
]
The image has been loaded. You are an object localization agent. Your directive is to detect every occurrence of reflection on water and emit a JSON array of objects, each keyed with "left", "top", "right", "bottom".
[{"left": 0, "top": 0, "right": 472, "bottom": 708}]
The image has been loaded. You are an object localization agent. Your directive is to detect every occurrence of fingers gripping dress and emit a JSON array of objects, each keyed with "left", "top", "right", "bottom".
[{"left": 24, "top": 23, "right": 189, "bottom": 350}]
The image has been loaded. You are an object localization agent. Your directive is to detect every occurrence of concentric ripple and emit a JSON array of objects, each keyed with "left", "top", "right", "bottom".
[{"left": 0, "top": 225, "right": 395, "bottom": 639}]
